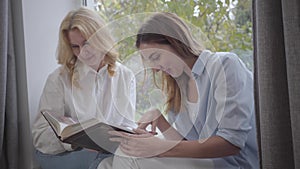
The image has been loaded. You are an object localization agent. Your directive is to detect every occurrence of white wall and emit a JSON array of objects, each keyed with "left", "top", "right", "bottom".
[{"left": 22, "top": 0, "right": 82, "bottom": 125}]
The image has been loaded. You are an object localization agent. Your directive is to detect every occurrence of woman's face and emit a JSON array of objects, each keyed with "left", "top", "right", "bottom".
[
  {"left": 68, "top": 29, "right": 104, "bottom": 71},
  {"left": 139, "top": 43, "right": 186, "bottom": 78}
]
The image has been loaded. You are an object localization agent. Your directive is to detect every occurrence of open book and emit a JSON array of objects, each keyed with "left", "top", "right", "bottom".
[{"left": 41, "top": 111, "right": 135, "bottom": 153}]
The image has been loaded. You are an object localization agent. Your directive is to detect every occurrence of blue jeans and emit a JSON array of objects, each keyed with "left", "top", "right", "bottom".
[{"left": 35, "top": 149, "right": 112, "bottom": 169}]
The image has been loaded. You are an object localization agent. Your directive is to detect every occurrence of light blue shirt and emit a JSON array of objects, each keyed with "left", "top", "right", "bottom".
[{"left": 168, "top": 50, "right": 259, "bottom": 169}]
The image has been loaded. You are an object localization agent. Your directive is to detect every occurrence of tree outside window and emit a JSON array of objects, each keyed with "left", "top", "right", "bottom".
[{"left": 89, "top": 0, "right": 253, "bottom": 119}]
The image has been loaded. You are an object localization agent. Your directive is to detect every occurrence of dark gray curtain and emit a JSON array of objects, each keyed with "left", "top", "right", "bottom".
[
  {"left": 253, "top": 0, "right": 300, "bottom": 168},
  {"left": 0, "top": 0, "right": 24, "bottom": 168}
]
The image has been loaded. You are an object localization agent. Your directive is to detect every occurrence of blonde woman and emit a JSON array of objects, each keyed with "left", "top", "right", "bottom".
[
  {"left": 32, "top": 7, "right": 136, "bottom": 169},
  {"left": 100, "top": 12, "right": 259, "bottom": 169}
]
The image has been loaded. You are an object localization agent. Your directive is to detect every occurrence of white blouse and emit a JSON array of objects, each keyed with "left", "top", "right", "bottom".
[{"left": 32, "top": 61, "right": 136, "bottom": 154}]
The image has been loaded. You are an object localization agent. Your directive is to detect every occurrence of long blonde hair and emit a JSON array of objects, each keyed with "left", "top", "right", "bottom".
[
  {"left": 57, "top": 7, "right": 118, "bottom": 86},
  {"left": 136, "top": 12, "right": 203, "bottom": 113}
]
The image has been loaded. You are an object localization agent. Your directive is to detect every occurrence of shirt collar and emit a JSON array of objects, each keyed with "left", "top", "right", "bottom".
[
  {"left": 76, "top": 61, "right": 107, "bottom": 80},
  {"left": 191, "top": 50, "right": 212, "bottom": 78}
]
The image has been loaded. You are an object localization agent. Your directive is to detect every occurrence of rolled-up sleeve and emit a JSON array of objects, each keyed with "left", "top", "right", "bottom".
[{"left": 32, "top": 70, "right": 73, "bottom": 154}]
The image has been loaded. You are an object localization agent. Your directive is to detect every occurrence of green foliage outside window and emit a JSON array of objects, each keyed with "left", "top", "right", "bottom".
[
  {"left": 95, "top": 0, "right": 252, "bottom": 69},
  {"left": 92, "top": 0, "right": 253, "bottom": 118}
]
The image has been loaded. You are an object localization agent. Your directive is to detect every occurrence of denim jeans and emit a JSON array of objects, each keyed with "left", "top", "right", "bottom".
[{"left": 35, "top": 149, "right": 112, "bottom": 169}]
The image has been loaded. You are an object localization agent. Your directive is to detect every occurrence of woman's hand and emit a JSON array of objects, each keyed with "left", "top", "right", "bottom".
[
  {"left": 137, "top": 109, "right": 164, "bottom": 133},
  {"left": 109, "top": 129, "right": 173, "bottom": 157},
  {"left": 137, "top": 109, "right": 182, "bottom": 141}
]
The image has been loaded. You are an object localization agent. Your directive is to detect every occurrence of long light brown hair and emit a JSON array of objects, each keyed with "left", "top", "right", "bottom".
[
  {"left": 57, "top": 7, "right": 118, "bottom": 86},
  {"left": 136, "top": 12, "right": 203, "bottom": 113}
]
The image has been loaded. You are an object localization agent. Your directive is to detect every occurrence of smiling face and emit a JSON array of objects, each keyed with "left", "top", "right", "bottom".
[
  {"left": 68, "top": 28, "right": 105, "bottom": 71},
  {"left": 139, "top": 43, "right": 187, "bottom": 78}
]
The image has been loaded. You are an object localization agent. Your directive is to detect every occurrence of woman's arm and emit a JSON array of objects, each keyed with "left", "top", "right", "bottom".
[
  {"left": 32, "top": 69, "right": 73, "bottom": 154},
  {"left": 160, "top": 135, "right": 240, "bottom": 158},
  {"left": 110, "top": 130, "right": 239, "bottom": 158}
]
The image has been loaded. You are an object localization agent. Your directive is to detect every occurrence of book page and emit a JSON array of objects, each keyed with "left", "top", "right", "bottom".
[
  {"left": 61, "top": 118, "right": 100, "bottom": 139},
  {"left": 42, "top": 111, "right": 78, "bottom": 136},
  {"left": 56, "top": 116, "right": 78, "bottom": 134}
]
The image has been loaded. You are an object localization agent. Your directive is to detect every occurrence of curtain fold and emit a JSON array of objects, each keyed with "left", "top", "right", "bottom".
[
  {"left": 282, "top": 1, "right": 300, "bottom": 168},
  {"left": 253, "top": 0, "right": 300, "bottom": 168},
  {"left": 0, "top": 0, "right": 20, "bottom": 168}
]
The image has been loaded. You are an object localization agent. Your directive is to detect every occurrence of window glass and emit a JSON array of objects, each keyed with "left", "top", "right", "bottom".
[{"left": 89, "top": 0, "right": 253, "bottom": 118}]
